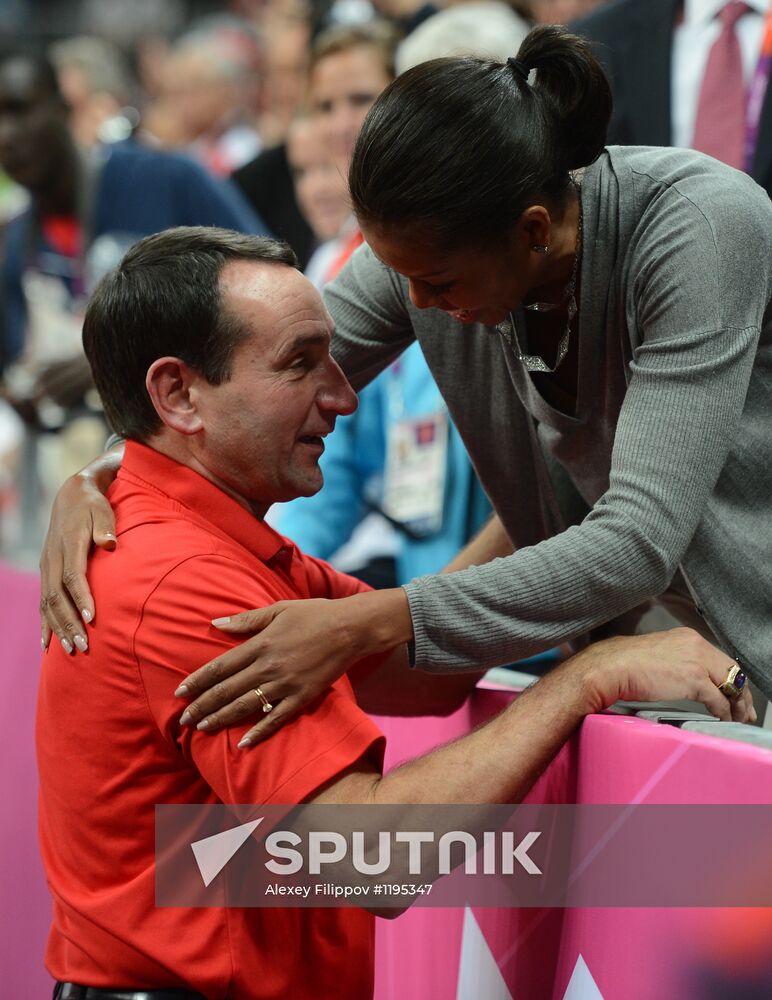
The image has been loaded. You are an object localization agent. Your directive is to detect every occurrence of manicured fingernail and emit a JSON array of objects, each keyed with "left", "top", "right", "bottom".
[
  {"left": 104, "top": 532, "right": 115, "bottom": 540},
  {"left": 41, "top": 637, "right": 47, "bottom": 652},
  {"left": 211, "top": 617, "right": 230, "bottom": 627},
  {"left": 238, "top": 736, "right": 252, "bottom": 749},
  {"left": 73, "top": 634, "right": 88, "bottom": 653},
  {"left": 175, "top": 684, "right": 190, "bottom": 697},
  {"left": 81, "top": 608, "right": 93, "bottom": 624},
  {"left": 196, "top": 719, "right": 210, "bottom": 731},
  {"left": 60, "top": 637, "right": 73, "bottom": 654},
  {"left": 179, "top": 710, "right": 193, "bottom": 725}
]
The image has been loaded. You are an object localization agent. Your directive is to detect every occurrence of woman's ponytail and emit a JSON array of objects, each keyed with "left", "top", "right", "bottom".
[{"left": 515, "top": 24, "right": 612, "bottom": 171}]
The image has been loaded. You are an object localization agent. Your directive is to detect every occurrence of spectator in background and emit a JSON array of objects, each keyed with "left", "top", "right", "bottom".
[
  {"left": 0, "top": 50, "right": 268, "bottom": 428},
  {"left": 258, "top": 2, "right": 311, "bottom": 148},
  {"left": 146, "top": 17, "right": 263, "bottom": 176},
  {"left": 49, "top": 36, "right": 137, "bottom": 149},
  {"left": 276, "top": 336, "right": 494, "bottom": 588},
  {"left": 277, "top": 20, "right": 498, "bottom": 590},
  {"left": 369, "top": 0, "right": 438, "bottom": 35},
  {"left": 233, "top": 141, "right": 316, "bottom": 269},
  {"left": 286, "top": 114, "right": 353, "bottom": 288},
  {"left": 233, "top": 20, "right": 398, "bottom": 269},
  {"left": 572, "top": 0, "right": 772, "bottom": 196},
  {"left": 533, "top": 0, "right": 604, "bottom": 23},
  {"left": 309, "top": 22, "right": 397, "bottom": 186},
  {"left": 396, "top": 0, "right": 531, "bottom": 73}
]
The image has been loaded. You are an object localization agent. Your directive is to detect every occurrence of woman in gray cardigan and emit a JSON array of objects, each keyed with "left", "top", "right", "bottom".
[{"left": 42, "top": 27, "right": 771, "bottom": 737}]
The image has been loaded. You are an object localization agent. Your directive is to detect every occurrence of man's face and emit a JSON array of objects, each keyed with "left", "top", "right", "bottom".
[
  {"left": 0, "top": 57, "right": 72, "bottom": 191},
  {"left": 191, "top": 261, "right": 358, "bottom": 515},
  {"left": 159, "top": 49, "right": 235, "bottom": 142}
]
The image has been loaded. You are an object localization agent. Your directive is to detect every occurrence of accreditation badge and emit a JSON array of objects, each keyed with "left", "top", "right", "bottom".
[{"left": 382, "top": 410, "right": 448, "bottom": 536}]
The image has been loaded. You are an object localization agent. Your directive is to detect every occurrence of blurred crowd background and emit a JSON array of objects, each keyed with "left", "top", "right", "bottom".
[
  {"left": 0, "top": 0, "right": 609, "bottom": 576},
  {"left": 2, "top": 4, "right": 772, "bottom": 994},
  {"left": 0, "top": 0, "right": 767, "bottom": 610}
]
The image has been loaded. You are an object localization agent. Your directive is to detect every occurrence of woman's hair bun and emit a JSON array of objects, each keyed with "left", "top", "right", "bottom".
[{"left": 516, "top": 24, "right": 612, "bottom": 171}]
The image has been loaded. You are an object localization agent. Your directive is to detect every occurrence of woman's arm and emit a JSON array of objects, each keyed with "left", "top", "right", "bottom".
[
  {"left": 441, "top": 514, "right": 513, "bottom": 574},
  {"left": 39, "top": 442, "right": 123, "bottom": 651}
]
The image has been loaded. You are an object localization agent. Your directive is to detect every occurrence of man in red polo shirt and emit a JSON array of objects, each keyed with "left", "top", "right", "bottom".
[{"left": 36, "top": 227, "right": 740, "bottom": 1000}]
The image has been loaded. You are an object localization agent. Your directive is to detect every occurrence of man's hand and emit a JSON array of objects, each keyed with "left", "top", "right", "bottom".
[
  {"left": 579, "top": 628, "right": 756, "bottom": 724},
  {"left": 40, "top": 446, "right": 124, "bottom": 652}
]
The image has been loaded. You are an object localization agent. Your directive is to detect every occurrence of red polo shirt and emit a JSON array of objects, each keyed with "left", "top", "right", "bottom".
[{"left": 36, "top": 441, "right": 385, "bottom": 999}]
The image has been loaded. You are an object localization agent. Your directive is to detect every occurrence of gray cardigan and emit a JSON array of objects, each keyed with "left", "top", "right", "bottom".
[{"left": 325, "top": 147, "right": 772, "bottom": 696}]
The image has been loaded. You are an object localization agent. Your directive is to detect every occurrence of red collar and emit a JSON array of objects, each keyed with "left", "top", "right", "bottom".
[{"left": 117, "top": 441, "right": 294, "bottom": 569}]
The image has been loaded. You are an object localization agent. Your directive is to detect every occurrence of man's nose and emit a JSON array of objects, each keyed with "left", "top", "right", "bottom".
[{"left": 319, "top": 358, "right": 358, "bottom": 417}]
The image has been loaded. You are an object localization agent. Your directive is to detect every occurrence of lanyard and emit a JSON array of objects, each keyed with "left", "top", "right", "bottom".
[{"left": 743, "top": 4, "right": 772, "bottom": 171}]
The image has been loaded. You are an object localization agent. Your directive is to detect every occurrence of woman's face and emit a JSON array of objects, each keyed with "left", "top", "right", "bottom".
[
  {"left": 361, "top": 224, "right": 537, "bottom": 327},
  {"left": 287, "top": 118, "right": 351, "bottom": 242},
  {"left": 309, "top": 45, "right": 392, "bottom": 173}
]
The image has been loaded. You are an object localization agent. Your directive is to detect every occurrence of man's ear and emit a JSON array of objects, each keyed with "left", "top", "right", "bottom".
[{"left": 146, "top": 357, "right": 203, "bottom": 436}]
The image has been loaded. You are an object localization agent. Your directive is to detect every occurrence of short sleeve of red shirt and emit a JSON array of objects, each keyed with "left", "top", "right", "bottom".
[
  {"left": 291, "top": 548, "right": 374, "bottom": 601},
  {"left": 133, "top": 552, "right": 384, "bottom": 805}
]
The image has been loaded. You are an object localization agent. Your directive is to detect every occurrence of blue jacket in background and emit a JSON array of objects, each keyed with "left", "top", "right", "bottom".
[
  {"left": 1, "top": 141, "right": 269, "bottom": 364},
  {"left": 277, "top": 341, "right": 492, "bottom": 584}
]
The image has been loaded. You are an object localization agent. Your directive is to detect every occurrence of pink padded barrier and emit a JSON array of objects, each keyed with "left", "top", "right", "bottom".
[
  {"left": 373, "top": 688, "right": 772, "bottom": 1000},
  {"left": 0, "top": 562, "right": 53, "bottom": 998}
]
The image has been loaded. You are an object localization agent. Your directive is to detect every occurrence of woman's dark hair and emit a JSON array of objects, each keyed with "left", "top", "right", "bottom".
[{"left": 349, "top": 25, "right": 612, "bottom": 248}]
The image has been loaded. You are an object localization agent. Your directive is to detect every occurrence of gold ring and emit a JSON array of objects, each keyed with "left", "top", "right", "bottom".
[
  {"left": 254, "top": 687, "right": 273, "bottom": 714},
  {"left": 717, "top": 662, "right": 747, "bottom": 702}
]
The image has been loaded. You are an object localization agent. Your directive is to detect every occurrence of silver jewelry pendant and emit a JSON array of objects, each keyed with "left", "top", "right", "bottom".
[
  {"left": 523, "top": 301, "right": 561, "bottom": 313},
  {"left": 497, "top": 177, "right": 582, "bottom": 375},
  {"left": 497, "top": 319, "right": 570, "bottom": 373}
]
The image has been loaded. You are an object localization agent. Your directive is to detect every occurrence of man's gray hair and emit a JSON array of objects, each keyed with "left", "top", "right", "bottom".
[{"left": 396, "top": 2, "right": 531, "bottom": 75}]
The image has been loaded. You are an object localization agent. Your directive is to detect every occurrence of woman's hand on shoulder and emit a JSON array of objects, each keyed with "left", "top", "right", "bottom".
[
  {"left": 40, "top": 446, "right": 123, "bottom": 653},
  {"left": 176, "top": 588, "right": 413, "bottom": 747},
  {"left": 175, "top": 598, "right": 361, "bottom": 748}
]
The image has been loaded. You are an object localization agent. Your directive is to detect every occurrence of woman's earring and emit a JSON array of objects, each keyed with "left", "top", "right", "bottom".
[{"left": 531, "top": 244, "right": 550, "bottom": 254}]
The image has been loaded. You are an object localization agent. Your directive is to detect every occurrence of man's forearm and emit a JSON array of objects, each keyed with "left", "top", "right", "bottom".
[
  {"left": 371, "top": 654, "right": 597, "bottom": 804},
  {"left": 442, "top": 513, "right": 514, "bottom": 574},
  {"left": 319, "top": 648, "right": 607, "bottom": 806}
]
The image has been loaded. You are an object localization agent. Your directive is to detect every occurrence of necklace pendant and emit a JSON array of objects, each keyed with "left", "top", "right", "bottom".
[
  {"left": 520, "top": 353, "right": 552, "bottom": 373},
  {"left": 497, "top": 178, "right": 581, "bottom": 377},
  {"left": 523, "top": 301, "right": 560, "bottom": 313}
]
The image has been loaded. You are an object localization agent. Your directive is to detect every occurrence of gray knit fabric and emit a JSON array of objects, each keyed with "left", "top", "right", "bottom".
[{"left": 325, "top": 147, "right": 772, "bottom": 695}]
